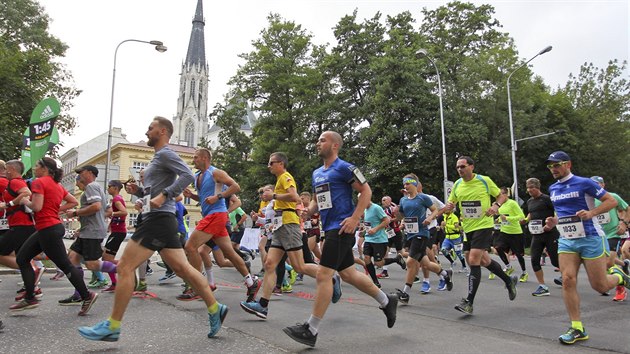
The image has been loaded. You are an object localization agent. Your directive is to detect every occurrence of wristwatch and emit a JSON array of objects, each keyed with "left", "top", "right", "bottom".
[{"left": 217, "top": 193, "right": 224, "bottom": 199}]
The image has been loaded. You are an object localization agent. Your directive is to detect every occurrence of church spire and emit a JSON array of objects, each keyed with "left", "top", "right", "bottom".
[{"left": 186, "top": 0, "right": 206, "bottom": 67}]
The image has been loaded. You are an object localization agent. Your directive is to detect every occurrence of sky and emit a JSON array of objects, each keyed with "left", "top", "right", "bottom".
[{"left": 36, "top": 0, "right": 629, "bottom": 155}]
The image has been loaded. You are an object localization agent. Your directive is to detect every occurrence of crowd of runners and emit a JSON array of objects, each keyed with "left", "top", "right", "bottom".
[{"left": 0, "top": 116, "right": 628, "bottom": 347}]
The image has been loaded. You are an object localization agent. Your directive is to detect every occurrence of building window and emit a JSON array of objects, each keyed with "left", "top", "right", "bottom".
[
  {"left": 190, "top": 79, "right": 196, "bottom": 99},
  {"left": 184, "top": 121, "right": 195, "bottom": 147},
  {"left": 132, "top": 161, "right": 148, "bottom": 171},
  {"left": 184, "top": 196, "right": 191, "bottom": 205}
]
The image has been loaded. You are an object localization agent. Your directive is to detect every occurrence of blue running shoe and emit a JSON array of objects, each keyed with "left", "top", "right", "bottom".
[
  {"left": 207, "top": 303, "right": 228, "bottom": 338},
  {"left": 332, "top": 273, "right": 342, "bottom": 303},
  {"left": 78, "top": 320, "right": 120, "bottom": 342},
  {"left": 239, "top": 301, "right": 268, "bottom": 319},
  {"left": 437, "top": 279, "right": 447, "bottom": 291},
  {"left": 420, "top": 281, "right": 431, "bottom": 294},
  {"left": 559, "top": 327, "right": 588, "bottom": 344}
]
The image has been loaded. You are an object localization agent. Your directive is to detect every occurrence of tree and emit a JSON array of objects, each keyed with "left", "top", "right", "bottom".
[{"left": 0, "top": 0, "right": 79, "bottom": 160}]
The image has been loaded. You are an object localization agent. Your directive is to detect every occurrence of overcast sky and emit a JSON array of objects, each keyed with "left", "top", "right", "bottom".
[{"left": 36, "top": 0, "right": 629, "bottom": 155}]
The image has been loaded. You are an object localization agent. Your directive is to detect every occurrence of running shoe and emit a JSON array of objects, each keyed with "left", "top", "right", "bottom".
[
  {"left": 558, "top": 327, "right": 588, "bottom": 345},
  {"left": 377, "top": 271, "right": 389, "bottom": 279},
  {"left": 209, "top": 283, "right": 217, "bottom": 292},
  {"left": 613, "top": 285, "right": 627, "bottom": 302},
  {"left": 395, "top": 289, "right": 409, "bottom": 305},
  {"left": 554, "top": 276, "right": 563, "bottom": 286},
  {"left": 611, "top": 265, "right": 630, "bottom": 289},
  {"left": 78, "top": 320, "right": 120, "bottom": 342},
  {"left": 381, "top": 293, "right": 398, "bottom": 328},
  {"left": 79, "top": 291, "right": 99, "bottom": 316},
  {"left": 396, "top": 254, "right": 407, "bottom": 270},
  {"left": 454, "top": 298, "right": 473, "bottom": 315},
  {"left": 239, "top": 301, "right": 268, "bottom": 319},
  {"left": 102, "top": 284, "right": 116, "bottom": 293},
  {"left": 159, "top": 272, "right": 176, "bottom": 283},
  {"left": 413, "top": 276, "right": 421, "bottom": 283},
  {"left": 444, "top": 269, "right": 453, "bottom": 291},
  {"left": 134, "top": 280, "right": 148, "bottom": 292},
  {"left": 295, "top": 274, "right": 304, "bottom": 283},
  {"left": 87, "top": 279, "right": 99, "bottom": 288},
  {"left": 10, "top": 298, "right": 39, "bottom": 312},
  {"left": 272, "top": 286, "right": 282, "bottom": 296},
  {"left": 331, "top": 273, "right": 342, "bottom": 303},
  {"left": 281, "top": 284, "right": 293, "bottom": 293},
  {"left": 89, "top": 280, "right": 109, "bottom": 289},
  {"left": 59, "top": 295, "right": 82, "bottom": 306},
  {"left": 437, "top": 279, "right": 447, "bottom": 291},
  {"left": 507, "top": 275, "right": 518, "bottom": 301},
  {"left": 156, "top": 261, "right": 167, "bottom": 269},
  {"left": 255, "top": 269, "right": 265, "bottom": 278},
  {"left": 288, "top": 269, "right": 298, "bottom": 286},
  {"left": 420, "top": 281, "right": 431, "bottom": 294},
  {"left": 505, "top": 267, "right": 515, "bottom": 276},
  {"left": 146, "top": 266, "right": 153, "bottom": 276},
  {"left": 177, "top": 289, "right": 200, "bottom": 301},
  {"left": 519, "top": 272, "right": 529, "bottom": 283},
  {"left": 459, "top": 267, "right": 469, "bottom": 274},
  {"left": 246, "top": 278, "right": 261, "bottom": 303},
  {"left": 532, "top": 285, "right": 550, "bottom": 297},
  {"left": 283, "top": 322, "right": 317, "bottom": 347},
  {"left": 50, "top": 270, "right": 65, "bottom": 281},
  {"left": 15, "top": 287, "right": 42, "bottom": 301},
  {"left": 207, "top": 303, "right": 228, "bottom": 338},
  {"left": 488, "top": 272, "right": 496, "bottom": 280}
]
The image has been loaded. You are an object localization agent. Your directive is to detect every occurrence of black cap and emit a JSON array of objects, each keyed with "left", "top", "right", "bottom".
[{"left": 75, "top": 165, "right": 99, "bottom": 177}]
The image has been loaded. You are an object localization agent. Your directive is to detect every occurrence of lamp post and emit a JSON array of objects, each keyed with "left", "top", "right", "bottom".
[
  {"left": 417, "top": 49, "right": 448, "bottom": 203},
  {"left": 104, "top": 39, "right": 167, "bottom": 188},
  {"left": 507, "top": 45, "right": 552, "bottom": 202}
]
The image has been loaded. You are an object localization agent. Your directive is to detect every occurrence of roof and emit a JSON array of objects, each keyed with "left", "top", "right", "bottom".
[{"left": 185, "top": 0, "right": 206, "bottom": 67}]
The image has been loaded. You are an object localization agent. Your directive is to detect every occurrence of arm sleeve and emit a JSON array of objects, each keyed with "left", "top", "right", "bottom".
[{"left": 164, "top": 149, "right": 194, "bottom": 197}]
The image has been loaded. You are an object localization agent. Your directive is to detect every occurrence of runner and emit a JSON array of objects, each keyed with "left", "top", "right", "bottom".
[
  {"left": 445, "top": 156, "right": 518, "bottom": 315},
  {"left": 543, "top": 151, "right": 629, "bottom": 344},
  {"left": 78, "top": 116, "right": 227, "bottom": 341},
  {"left": 283, "top": 131, "right": 397, "bottom": 347},
  {"left": 101, "top": 180, "right": 127, "bottom": 292},
  {"left": 495, "top": 187, "right": 528, "bottom": 282}
]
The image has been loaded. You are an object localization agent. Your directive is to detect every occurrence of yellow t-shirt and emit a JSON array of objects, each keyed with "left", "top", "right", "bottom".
[
  {"left": 258, "top": 200, "right": 270, "bottom": 214},
  {"left": 274, "top": 171, "right": 299, "bottom": 224},
  {"left": 447, "top": 174, "right": 500, "bottom": 233}
]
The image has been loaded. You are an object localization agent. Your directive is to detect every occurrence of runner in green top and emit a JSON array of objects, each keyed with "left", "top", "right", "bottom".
[
  {"left": 445, "top": 156, "right": 518, "bottom": 315},
  {"left": 495, "top": 187, "right": 528, "bottom": 283},
  {"left": 591, "top": 176, "right": 629, "bottom": 302}
]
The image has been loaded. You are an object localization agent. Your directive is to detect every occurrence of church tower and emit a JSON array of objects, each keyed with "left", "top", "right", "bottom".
[{"left": 172, "top": 0, "right": 208, "bottom": 147}]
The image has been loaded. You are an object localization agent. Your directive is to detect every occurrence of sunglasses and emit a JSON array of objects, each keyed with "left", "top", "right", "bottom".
[
  {"left": 456, "top": 165, "right": 469, "bottom": 169},
  {"left": 546, "top": 161, "right": 568, "bottom": 169},
  {"left": 267, "top": 161, "right": 281, "bottom": 166}
]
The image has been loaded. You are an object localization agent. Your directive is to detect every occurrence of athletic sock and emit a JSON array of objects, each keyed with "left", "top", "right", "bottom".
[
  {"left": 94, "top": 271, "right": 105, "bottom": 281},
  {"left": 307, "top": 315, "right": 321, "bottom": 335},
  {"left": 571, "top": 320, "right": 584, "bottom": 332},
  {"left": 285, "top": 263, "right": 293, "bottom": 272},
  {"left": 443, "top": 251, "right": 454, "bottom": 264},
  {"left": 366, "top": 263, "right": 378, "bottom": 283},
  {"left": 259, "top": 297, "right": 269, "bottom": 308},
  {"left": 374, "top": 290, "right": 389, "bottom": 308},
  {"left": 403, "top": 283, "right": 412, "bottom": 293},
  {"left": 108, "top": 272, "right": 117, "bottom": 285},
  {"left": 208, "top": 302, "right": 219, "bottom": 314},
  {"left": 100, "top": 261, "right": 116, "bottom": 273},
  {"left": 244, "top": 274, "right": 254, "bottom": 287},
  {"left": 467, "top": 265, "right": 481, "bottom": 304},
  {"left": 486, "top": 260, "right": 511, "bottom": 284},
  {"left": 108, "top": 317, "right": 121, "bottom": 330},
  {"left": 33, "top": 260, "right": 44, "bottom": 268},
  {"left": 205, "top": 267, "right": 214, "bottom": 285}
]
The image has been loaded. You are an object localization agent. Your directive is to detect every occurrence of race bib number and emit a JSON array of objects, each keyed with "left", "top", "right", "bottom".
[
  {"left": 403, "top": 217, "right": 419, "bottom": 234},
  {"left": 500, "top": 215, "right": 510, "bottom": 226},
  {"left": 461, "top": 201, "right": 483, "bottom": 219},
  {"left": 141, "top": 186, "right": 151, "bottom": 213},
  {"left": 0, "top": 218, "right": 8, "bottom": 230},
  {"left": 493, "top": 223, "right": 501, "bottom": 231},
  {"left": 595, "top": 213, "right": 611, "bottom": 225},
  {"left": 386, "top": 228, "right": 396, "bottom": 238},
  {"left": 303, "top": 220, "right": 312, "bottom": 229},
  {"left": 272, "top": 210, "right": 283, "bottom": 231},
  {"left": 557, "top": 215, "right": 586, "bottom": 239},
  {"left": 528, "top": 220, "right": 544, "bottom": 235},
  {"left": 315, "top": 183, "right": 333, "bottom": 210},
  {"left": 454, "top": 242, "right": 463, "bottom": 252}
]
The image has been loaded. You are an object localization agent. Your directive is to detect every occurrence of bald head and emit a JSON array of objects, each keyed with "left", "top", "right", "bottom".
[{"left": 323, "top": 131, "right": 343, "bottom": 149}]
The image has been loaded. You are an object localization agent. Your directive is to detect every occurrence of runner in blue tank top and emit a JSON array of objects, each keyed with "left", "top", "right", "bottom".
[
  {"left": 283, "top": 131, "right": 398, "bottom": 348},
  {"left": 544, "top": 150, "right": 629, "bottom": 345}
]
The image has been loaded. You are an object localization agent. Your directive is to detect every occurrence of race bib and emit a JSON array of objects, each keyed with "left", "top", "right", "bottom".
[
  {"left": 403, "top": 217, "right": 419, "bottom": 234},
  {"left": 454, "top": 242, "right": 463, "bottom": 252},
  {"left": 303, "top": 220, "right": 312, "bottom": 229},
  {"left": 0, "top": 218, "right": 8, "bottom": 230},
  {"left": 557, "top": 215, "right": 586, "bottom": 239},
  {"left": 272, "top": 210, "right": 283, "bottom": 231},
  {"left": 500, "top": 215, "right": 510, "bottom": 226},
  {"left": 386, "top": 228, "right": 396, "bottom": 238},
  {"left": 528, "top": 220, "right": 544, "bottom": 235},
  {"left": 315, "top": 183, "right": 333, "bottom": 210},
  {"left": 595, "top": 213, "right": 611, "bottom": 225},
  {"left": 141, "top": 186, "right": 151, "bottom": 213},
  {"left": 461, "top": 201, "right": 483, "bottom": 219}
]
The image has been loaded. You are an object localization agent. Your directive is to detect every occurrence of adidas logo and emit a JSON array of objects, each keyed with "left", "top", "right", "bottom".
[{"left": 40, "top": 105, "right": 54, "bottom": 120}]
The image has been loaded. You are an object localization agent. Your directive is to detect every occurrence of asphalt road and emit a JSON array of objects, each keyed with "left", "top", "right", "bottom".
[{"left": 0, "top": 241, "right": 628, "bottom": 353}]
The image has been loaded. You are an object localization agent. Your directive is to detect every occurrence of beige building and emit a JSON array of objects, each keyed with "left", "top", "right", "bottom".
[{"left": 71, "top": 142, "right": 203, "bottom": 232}]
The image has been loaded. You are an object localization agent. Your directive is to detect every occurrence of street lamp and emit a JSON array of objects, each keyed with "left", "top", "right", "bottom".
[
  {"left": 417, "top": 49, "right": 448, "bottom": 203},
  {"left": 507, "top": 45, "right": 552, "bottom": 202},
  {"left": 104, "top": 39, "right": 167, "bottom": 188}
]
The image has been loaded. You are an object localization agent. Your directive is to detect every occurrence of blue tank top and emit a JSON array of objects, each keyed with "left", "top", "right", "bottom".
[
  {"left": 312, "top": 158, "right": 356, "bottom": 232},
  {"left": 195, "top": 166, "right": 227, "bottom": 216},
  {"left": 549, "top": 174, "right": 606, "bottom": 237}
]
